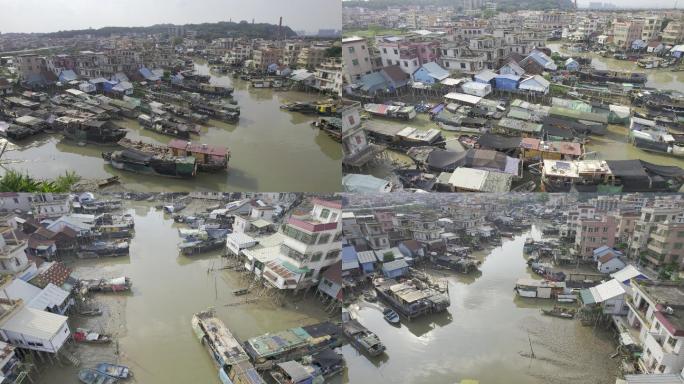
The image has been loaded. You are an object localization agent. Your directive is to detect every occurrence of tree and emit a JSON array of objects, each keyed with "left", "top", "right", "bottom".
[
  {"left": 0, "top": 170, "right": 80, "bottom": 192},
  {"left": 325, "top": 46, "right": 341, "bottom": 58}
]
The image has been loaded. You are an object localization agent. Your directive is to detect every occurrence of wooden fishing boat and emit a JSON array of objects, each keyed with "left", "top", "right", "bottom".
[
  {"left": 78, "top": 308, "right": 103, "bottom": 317},
  {"left": 78, "top": 368, "right": 118, "bottom": 384},
  {"left": 96, "top": 363, "right": 131, "bottom": 379},
  {"left": 541, "top": 306, "right": 575, "bottom": 319},
  {"left": 233, "top": 288, "right": 250, "bottom": 296},
  {"left": 74, "top": 328, "right": 112, "bottom": 344},
  {"left": 81, "top": 277, "right": 132, "bottom": 293},
  {"left": 383, "top": 308, "right": 400, "bottom": 325},
  {"left": 342, "top": 319, "right": 386, "bottom": 357}
]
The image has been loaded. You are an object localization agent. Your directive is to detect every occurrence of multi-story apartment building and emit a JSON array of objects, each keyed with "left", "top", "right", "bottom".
[
  {"left": 629, "top": 207, "right": 684, "bottom": 261},
  {"left": 626, "top": 283, "right": 684, "bottom": 374},
  {"left": 224, "top": 42, "right": 253, "bottom": 66},
  {"left": 439, "top": 44, "right": 486, "bottom": 75},
  {"left": 357, "top": 214, "right": 389, "bottom": 250},
  {"left": 575, "top": 215, "right": 618, "bottom": 259},
  {"left": 342, "top": 36, "right": 375, "bottom": 83},
  {"left": 613, "top": 19, "right": 645, "bottom": 49},
  {"left": 262, "top": 199, "right": 341, "bottom": 291},
  {"left": 313, "top": 58, "right": 342, "bottom": 96},
  {"left": 15, "top": 54, "right": 46, "bottom": 83},
  {"left": 341, "top": 102, "right": 384, "bottom": 170},
  {"left": 297, "top": 45, "right": 329, "bottom": 69},
  {"left": 616, "top": 212, "right": 640, "bottom": 246},
  {"left": 253, "top": 47, "right": 282, "bottom": 70},
  {"left": 663, "top": 20, "right": 684, "bottom": 45},
  {"left": 642, "top": 16, "right": 663, "bottom": 42},
  {"left": 642, "top": 221, "right": 684, "bottom": 269},
  {"left": 378, "top": 39, "right": 439, "bottom": 76}
]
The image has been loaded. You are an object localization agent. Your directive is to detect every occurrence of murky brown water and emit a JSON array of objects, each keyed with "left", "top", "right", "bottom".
[
  {"left": 546, "top": 42, "right": 684, "bottom": 93},
  {"left": 342, "top": 225, "right": 618, "bottom": 384},
  {"left": 36, "top": 201, "right": 336, "bottom": 384},
  {"left": 3, "top": 63, "right": 341, "bottom": 192}
]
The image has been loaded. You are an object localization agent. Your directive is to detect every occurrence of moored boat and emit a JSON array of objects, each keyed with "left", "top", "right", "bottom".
[
  {"left": 364, "top": 103, "right": 416, "bottom": 120},
  {"left": 73, "top": 328, "right": 112, "bottom": 344},
  {"left": 96, "top": 363, "right": 131, "bottom": 379},
  {"left": 78, "top": 368, "right": 118, "bottom": 384},
  {"left": 102, "top": 148, "right": 197, "bottom": 178},
  {"left": 541, "top": 306, "right": 575, "bottom": 319},
  {"left": 342, "top": 319, "right": 386, "bottom": 357},
  {"left": 383, "top": 308, "right": 400, "bottom": 325}
]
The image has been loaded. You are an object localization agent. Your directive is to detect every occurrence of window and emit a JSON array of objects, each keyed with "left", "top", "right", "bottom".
[
  {"left": 352, "top": 59, "right": 359, "bottom": 66},
  {"left": 310, "top": 252, "right": 322, "bottom": 262},
  {"left": 675, "top": 243, "right": 683, "bottom": 249},
  {"left": 393, "top": 49, "right": 398, "bottom": 55},
  {"left": 403, "top": 61, "right": 408, "bottom": 67},
  {"left": 665, "top": 335, "right": 677, "bottom": 349},
  {"left": 461, "top": 63, "right": 466, "bottom": 69},
  {"left": 318, "top": 233, "right": 331, "bottom": 244},
  {"left": 361, "top": 45, "right": 365, "bottom": 50},
  {"left": 348, "top": 46, "right": 355, "bottom": 53},
  {"left": 382, "top": 48, "right": 387, "bottom": 54},
  {"left": 320, "top": 208, "right": 330, "bottom": 219},
  {"left": 325, "top": 250, "right": 340, "bottom": 260}
]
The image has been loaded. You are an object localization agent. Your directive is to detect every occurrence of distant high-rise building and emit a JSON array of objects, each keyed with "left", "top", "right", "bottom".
[
  {"left": 463, "top": 0, "right": 484, "bottom": 11},
  {"left": 167, "top": 25, "right": 185, "bottom": 38}
]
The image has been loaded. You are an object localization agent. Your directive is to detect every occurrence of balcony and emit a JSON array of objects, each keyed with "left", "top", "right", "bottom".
[
  {"left": 650, "top": 233, "right": 668, "bottom": 244},
  {"left": 647, "top": 242, "right": 667, "bottom": 256},
  {"left": 627, "top": 296, "right": 652, "bottom": 329}
]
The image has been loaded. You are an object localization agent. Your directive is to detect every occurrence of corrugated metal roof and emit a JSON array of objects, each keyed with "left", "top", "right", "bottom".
[
  {"left": 356, "top": 250, "right": 377, "bottom": 264},
  {"left": 382, "top": 259, "right": 408, "bottom": 272},
  {"left": 2, "top": 307, "right": 67, "bottom": 340},
  {"left": 28, "top": 283, "right": 69, "bottom": 311},
  {"left": 5, "top": 279, "right": 41, "bottom": 303},
  {"left": 226, "top": 232, "right": 256, "bottom": 246},
  {"left": 611, "top": 265, "right": 646, "bottom": 283},
  {"left": 588, "top": 279, "right": 625, "bottom": 303}
]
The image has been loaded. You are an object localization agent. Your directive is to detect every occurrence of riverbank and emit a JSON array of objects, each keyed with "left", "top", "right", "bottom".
[
  {"left": 342, "top": 225, "right": 618, "bottom": 384},
  {"left": 34, "top": 200, "right": 340, "bottom": 384},
  {"left": 2, "top": 63, "right": 341, "bottom": 192}
]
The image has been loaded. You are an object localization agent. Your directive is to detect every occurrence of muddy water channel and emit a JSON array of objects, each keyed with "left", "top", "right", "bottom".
[
  {"left": 546, "top": 42, "right": 684, "bottom": 93},
  {"left": 36, "top": 202, "right": 336, "bottom": 384},
  {"left": 4, "top": 63, "right": 341, "bottom": 192},
  {"left": 342, "top": 225, "right": 618, "bottom": 384}
]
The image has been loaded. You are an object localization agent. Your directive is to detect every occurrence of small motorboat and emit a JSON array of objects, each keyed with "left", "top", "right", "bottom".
[
  {"left": 233, "top": 288, "right": 250, "bottom": 296},
  {"left": 383, "top": 308, "right": 400, "bottom": 325},
  {"left": 78, "top": 368, "right": 118, "bottom": 384},
  {"left": 541, "top": 306, "right": 575, "bottom": 319},
  {"left": 96, "top": 363, "right": 132, "bottom": 379},
  {"left": 74, "top": 328, "right": 112, "bottom": 344},
  {"left": 79, "top": 308, "right": 103, "bottom": 317}
]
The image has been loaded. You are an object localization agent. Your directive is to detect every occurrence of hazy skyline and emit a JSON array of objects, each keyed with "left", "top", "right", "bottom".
[
  {"left": 0, "top": 0, "right": 341, "bottom": 34},
  {"left": 578, "top": 0, "right": 679, "bottom": 7}
]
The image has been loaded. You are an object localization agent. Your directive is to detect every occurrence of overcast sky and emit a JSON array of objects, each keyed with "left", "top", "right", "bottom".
[
  {"left": 579, "top": 0, "right": 679, "bottom": 6},
  {"left": 0, "top": 0, "right": 341, "bottom": 34}
]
